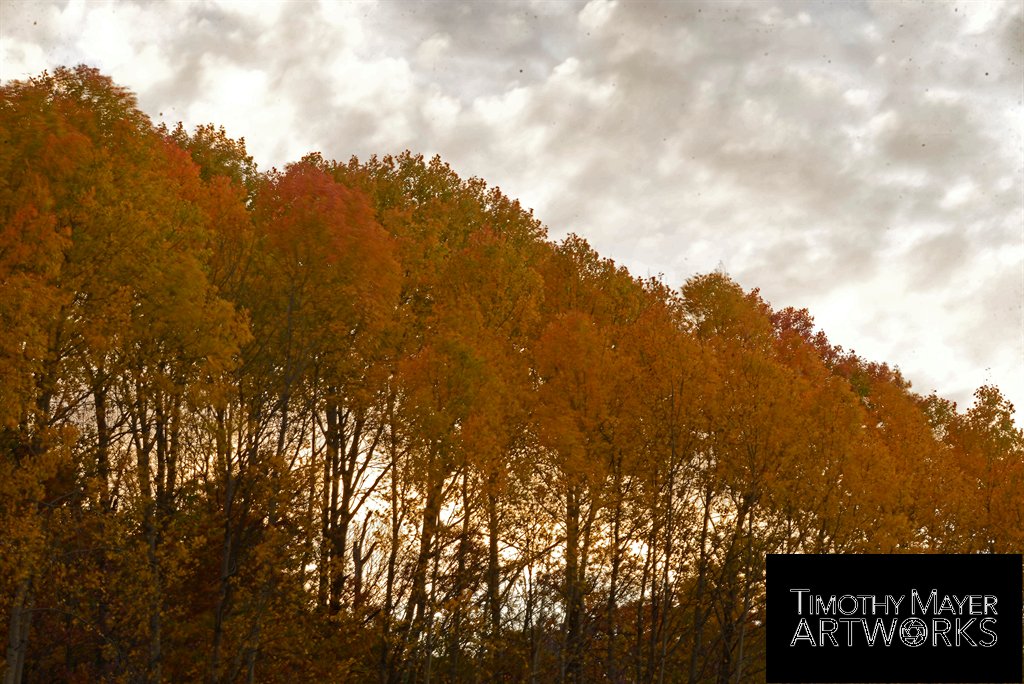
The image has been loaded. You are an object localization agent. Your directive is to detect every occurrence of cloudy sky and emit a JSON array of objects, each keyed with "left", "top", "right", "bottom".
[{"left": 3, "top": 0, "right": 1022, "bottom": 421}]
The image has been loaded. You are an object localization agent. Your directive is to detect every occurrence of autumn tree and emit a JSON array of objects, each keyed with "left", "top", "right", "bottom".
[
  {"left": 2, "top": 66, "right": 1020, "bottom": 684},
  {"left": 1, "top": 66, "right": 247, "bottom": 683}
]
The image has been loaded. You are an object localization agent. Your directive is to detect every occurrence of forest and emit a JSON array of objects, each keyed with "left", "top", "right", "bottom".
[{"left": 1, "top": 66, "right": 1021, "bottom": 684}]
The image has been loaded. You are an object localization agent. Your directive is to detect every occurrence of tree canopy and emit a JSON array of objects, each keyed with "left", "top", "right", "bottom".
[{"left": 2, "top": 66, "right": 1021, "bottom": 684}]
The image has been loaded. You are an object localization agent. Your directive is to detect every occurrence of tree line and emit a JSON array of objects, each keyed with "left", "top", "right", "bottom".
[{"left": 1, "top": 66, "right": 1021, "bottom": 684}]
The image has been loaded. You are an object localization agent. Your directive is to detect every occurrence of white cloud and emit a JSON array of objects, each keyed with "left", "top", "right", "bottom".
[
  {"left": 212, "top": 0, "right": 285, "bottom": 27},
  {"left": 0, "top": 37, "right": 48, "bottom": 79},
  {"left": 939, "top": 179, "right": 978, "bottom": 211},
  {"left": 416, "top": 32, "right": 451, "bottom": 65},
  {"left": 843, "top": 88, "right": 871, "bottom": 107},
  {"left": 421, "top": 88, "right": 462, "bottom": 133},
  {"left": 579, "top": 0, "right": 616, "bottom": 30},
  {"left": 961, "top": 1, "right": 1004, "bottom": 35},
  {"left": 1, "top": 0, "right": 1021, "bottom": 422}
]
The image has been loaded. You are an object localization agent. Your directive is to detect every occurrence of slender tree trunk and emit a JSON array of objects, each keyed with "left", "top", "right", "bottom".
[
  {"left": 606, "top": 486, "right": 622, "bottom": 680},
  {"left": 423, "top": 538, "right": 442, "bottom": 684},
  {"left": 401, "top": 453, "right": 446, "bottom": 684},
  {"left": 234, "top": 397, "right": 290, "bottom": 684},
  {"left": 656, "top": 464, "right": 676, "bottom": 684},
  {"left": 337, "top": 412, "right": 366, "bottom": 613},
  {"left": 687, "top": 484, "right": 714, "bottom": 684},
  {"left": 716, "top": 497, "right": 753, "bottom": 684},
  {"left": 133, "top": 387, "right": 162, "bottom": 684},
  {"left": 648, "top": 549, "right": 660, "bottom": 684},
  {"left": 486, "top": 486, "right": 501, "bottom": 646},
  {"left": 93, "top": 379, "right": 113, "bottom": 677},
  {"left": 636, "top": 514, "right": 655, "bottom": 683},
  {"left": 449, "top": 470, "right": 471, "bottom": 680},
  {"left": 733, "top": 513, "right": 755, "bottom": 684},
  {"left": 524, "top": 560, "right": 538, "bottom": 684},
  {"left": 381, "top": 413, "right": 400, "bottom": 684},
  {"left": 405, "top": 466, "right": 444, "bottom": 633},
  {"left": 320, "top": 404, "right": 333, "bottom": 609},
  {"left": 94, "top": 382, "right": 112, "bottom": 511},
  {"left": 352, "top": 533, "right": 366, "bottom": 609},
  {"left": 209, "top": 474, "right": 234, "bottom": 684},
  {"left": 146, "top": 515, "right": 163, "bottom": 684},
  {"left": 326, "top": 401, "right": 342, "bottom": 612},
  {"left": 561, "top": 487, "right": 583, "bottom": 684},
  {"left": 3, "top": 576, "right": 33, "bottom": 684},
  {"left": 209, "top": 407, "right": 234, "bottom": 684}
]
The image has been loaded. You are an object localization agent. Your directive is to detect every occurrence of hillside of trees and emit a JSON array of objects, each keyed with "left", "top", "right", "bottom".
[{"left": 1, "top": 66, "right": 1021, "bottom": 684}]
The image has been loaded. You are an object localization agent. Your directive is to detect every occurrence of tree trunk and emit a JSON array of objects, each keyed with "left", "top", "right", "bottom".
[
  {"left": 606, "top": 455, "right": 624, "bottom": 680},
  {"left": 448, "top": 470, "right": 470, "bottom": 680},
  {"left": 381, "top": 411, "right": 400, "bottom": 684},
  {"left": 561, "top": 487, "right": 583, "bottom": 684},
  {"left": 209, "top": 407, "right": 234, "bottom": 684},
  {"left": 92, "top": 379, "right": 113, "bottom": 677},
  {"left": 326, "top": 401, "right": 343, "bottom": 612},
  {"left": 3, "top": 576, "right": 33, "bottom": 684},
  {"left": 145, "top": 510, "right": 163, "bottom": 684},
  {"left": 486, "top": 487, "right": 501, "bottom": 639},
  {"left": 687, "top": 484, "right": 714, "bottom": 684},
  {"left": 405, "top": 469, "right": 444, "bottom": 634}
]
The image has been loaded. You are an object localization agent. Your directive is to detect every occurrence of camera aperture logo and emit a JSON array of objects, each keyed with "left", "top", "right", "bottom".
[
  {"left": 766, "top": 554, "right": 1022, "bottom": 684},
  {"left": 787, "top": 588, "right": 999, "bottom": 648}
]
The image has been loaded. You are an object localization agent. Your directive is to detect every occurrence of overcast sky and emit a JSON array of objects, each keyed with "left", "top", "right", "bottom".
[{"left": 3, "top": 0, "right": 1023, "bottom": 422}]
